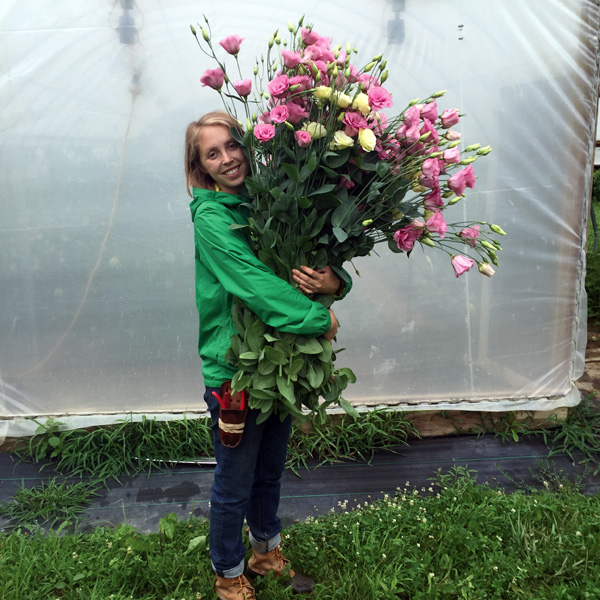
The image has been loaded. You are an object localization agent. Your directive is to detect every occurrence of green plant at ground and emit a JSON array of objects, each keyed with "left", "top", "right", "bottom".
[
  {"left": 0, "top": 478, "right": 99, "bottom": 530},
  {"left": 1, "top": 470, "right": 598, "bottom": 599},
  {"left": 541, "top": 394, "right": 600, "bottom": 475},
  {"left": 16, "top": 415, "right": 214, "bottom": 484},
  {"left": 286, "top": 408, "right": 418, "bottom": 472},
  {"left": 586, "top": 181, "right": 600, "bottom": 315}
]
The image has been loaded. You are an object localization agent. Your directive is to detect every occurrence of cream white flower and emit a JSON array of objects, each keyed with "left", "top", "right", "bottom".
[
  {"left": 352, "top": 92, "right": 371, "bottom": 115},
  {"left": 358, "top": 128, "right": 376, "bottom": 152}
]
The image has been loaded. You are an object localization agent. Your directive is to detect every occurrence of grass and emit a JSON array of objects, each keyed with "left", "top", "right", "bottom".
[
  {"left": 0, "top": 468, "right": 598, "bottom": 599},
  {"left": 0, "top": 478, "right": 99, "bottom": 530}
]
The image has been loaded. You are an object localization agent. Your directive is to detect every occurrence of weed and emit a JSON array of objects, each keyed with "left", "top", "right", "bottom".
[
  {"left": 286, "top": 408, "right": 417, "bottom": 472},
  {"left": 542, "top": 394, "right": 600, "bottom": 475},
  {"left": 0, "top": 478, "right": 99, "bottom": 530}
]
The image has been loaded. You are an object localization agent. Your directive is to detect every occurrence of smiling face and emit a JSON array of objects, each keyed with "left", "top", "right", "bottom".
[{"left": 196, "top": 125, "right": 249, "bottom": 194}]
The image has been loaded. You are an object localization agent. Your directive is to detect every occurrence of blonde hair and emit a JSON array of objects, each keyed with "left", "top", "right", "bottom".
[{"left": 184, "top": 111, "right": 245, "bottom": 196}]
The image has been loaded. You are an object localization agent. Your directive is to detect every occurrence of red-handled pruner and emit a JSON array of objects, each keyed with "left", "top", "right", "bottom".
[{"left": 212, "top": 390, "right": 228, "bottom": 409}]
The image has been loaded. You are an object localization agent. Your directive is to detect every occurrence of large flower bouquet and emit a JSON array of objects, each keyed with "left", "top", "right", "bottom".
[{"left": 191, "top": 17, "right": 505, "bottom": 422}]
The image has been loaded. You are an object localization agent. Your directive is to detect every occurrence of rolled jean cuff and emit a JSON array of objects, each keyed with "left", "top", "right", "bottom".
[
  {"left": 248, "top": 530, "right": 281, "bottom": 554},
  {"left": 212, "top": 556, "right": 245, "bottom": 578}
]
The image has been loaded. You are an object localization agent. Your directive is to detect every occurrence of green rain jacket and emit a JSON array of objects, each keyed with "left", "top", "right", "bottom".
[{"left": 190, "top": 187, "right": 336, "bottom": 387}]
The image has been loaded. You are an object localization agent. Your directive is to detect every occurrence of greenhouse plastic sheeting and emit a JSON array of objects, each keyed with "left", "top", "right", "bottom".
[{"left": 1, "top": 0, "right": 599, "bottom": 430}]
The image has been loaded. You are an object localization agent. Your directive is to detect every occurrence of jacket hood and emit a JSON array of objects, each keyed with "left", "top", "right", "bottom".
[{"left": 189, "top": 187, "right": 247, "bottom": 221}]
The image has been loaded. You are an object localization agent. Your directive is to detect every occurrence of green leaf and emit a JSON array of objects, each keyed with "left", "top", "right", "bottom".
[
  {"left": 295, "top": 337, "right": 324, "bottom": 354},
  {"left": 323, "top": 148, "right": 351, "bottom": 169},
  {"left": 276, "top": 374, "right": 296, "bottom": 404},
  {"left": 308, "top": 183, "right": 337, "bottom": 197},
  {"left": 333, "top": 227, "right": 348, "bottom": 243},
  {"left": 331, "top": 199, "right": 358, "bottom": 229},
  {"left": 231, "top": 371, "right": 252, "bottom": 391},
  {"left": 338, "top": 396, "right": 359, "bottom": 417},
  {"left": 282, "top": 163, "right": 301, "bottom": 182},
  {"left": 158, "top": 512, "right": 178, "bottom": 541},
  {"left": 285, "top": 357, "right": 305, "bottom": 377},
  {"left": 376, "top": 161, "right": 391, "bottom": 177},
  {"left": 265, "top": 345, "right": 288, "bottom": 365},
  {"left": 255, "top": 408, "right": 273, "bottom": 424},
  {"left": 184, "top": 535, "right": 207, "bottom": 555},
  {"left": 248, "top": 388, "right": 278, "bottom": 400},
  {"left": 245, "top": 317, "right": 266, "bottom": 353},
  {"left": 319, "top": 339, "right": 333, "bottom": 363},
  {"left": 231, "top": 304, "right": 245, "bottom": 336},
  {"left": 239, "top": 351, "right": 259, "bottom": 360},
  {"left": 306, "top": 364, "right": 325, "bottom": 388},
  {"left": 297, "top": 196, "right": 312, "bottom": 208}
]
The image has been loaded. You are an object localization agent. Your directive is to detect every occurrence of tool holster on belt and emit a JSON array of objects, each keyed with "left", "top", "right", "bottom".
[{"left": 216, "top": 380, "right": 247, "bottom": 448}]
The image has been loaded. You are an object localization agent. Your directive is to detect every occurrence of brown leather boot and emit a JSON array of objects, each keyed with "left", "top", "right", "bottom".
[
  {"left": 246, "top": 546, "right": 314, "bottom": 594},
  {"left": 214, "top": 574, "right": 256, "bottom": 600}
]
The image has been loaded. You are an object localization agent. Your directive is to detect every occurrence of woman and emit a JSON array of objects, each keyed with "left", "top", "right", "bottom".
[{"left": 185, "top": 111, "right": 343, "bottom": 600}]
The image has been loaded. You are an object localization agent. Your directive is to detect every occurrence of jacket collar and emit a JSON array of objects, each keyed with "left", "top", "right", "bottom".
[{"left": 189, "top": 187, "right": 247, "bottom": 221}]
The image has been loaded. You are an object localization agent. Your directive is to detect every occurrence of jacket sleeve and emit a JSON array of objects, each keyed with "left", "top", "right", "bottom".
[
  {"left": 195, "top": 202, "right": 331, "bottom": 338},
  {"left": 333, "top": 268, "right": 353, "bottom": 300}
]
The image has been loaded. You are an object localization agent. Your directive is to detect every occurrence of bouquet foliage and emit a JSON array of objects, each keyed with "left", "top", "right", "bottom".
[{"left": 191, "top": 17, "right": 505, "bottom": 422}]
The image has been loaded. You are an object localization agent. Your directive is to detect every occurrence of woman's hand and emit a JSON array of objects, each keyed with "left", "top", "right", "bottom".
[
  {"left": 323, "top": 309, "right": 338, "bottom": 341},
  {"left": 292, "top": 265, "right": 341, "bottom": 296}
]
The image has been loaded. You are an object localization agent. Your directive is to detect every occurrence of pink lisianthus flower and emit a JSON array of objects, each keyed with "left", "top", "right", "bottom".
[
  {"left": 285, "top": 100, "right": 309, "bottom": 124},
  {"left": 295, "top": 130, "right": 312, "bottom": 148},
  {"left": 288, "top": 74, "right": 312, "bottom": 92},
  {"left": 233, "top": 79, "right": 252, "bottom": 97},
  {"left": 268, "top": 74, "right": 290, "bottom": 97},
  {"left": 219, "top": 34, "right": 244, "bottom": 55},
  {"left": 404, "top": 124, "right": 421, "bottom": 144},
  {"left": 367, "top": 86, "right": 393, "bottom": 111},
  {"left": 448, "top": 164, "right": 476, "bottom": 195},
  {"left": 281, "top": 50, "right": 303, "bottom": 69},
  {"left": 357, "top": 73, "right": 380, "bottom": 90},
  {"left": 393, "top": 223, "right": 423, "bottom": 251},
  {"left": 425, "top": 210, "right": 447, "bottom": 238},
  {"left": 451, "top": 255, "right": 475, "bottom": 277},
  {"left": 424, "top": 188, "right": 443, "bottom": 209},
  {"left": 441, "top": 108, "right": 460, "bottom": 128},
  {"left": 200, "top": 67, "right": 225, "bottom": 90},
  {"left": 420, "top": 157, "right": 442, "bottom": 188},
  {"left": 420, "top": 101, "right": 438, "bottom": 123},
  {"left": 420, "top": 118, "right": 439, "bottom": 145},
  {"left": 338, "top": 175, "right": 355, "bottom": 190},
  {"left": 254, "top": 123, "right": 275, "bottom": 142},
  {"left": 445, "top": 129, "right": 462, "bottom": 141},
  {"left": 403, "top": 105, "right": 421, "bottom": 128},
  {"left": 342, "top": 111, "right": 368, "bottom": 137},
  {"left": 269, "top": 104, "right": 289, "bottom": 123},
  {"left": 458, "top": 225, "right": 480, "bottom": 247},
  {"left": 301, "top": 27, "right": 322, "bottom": 46},
  {"left": 443, "top": 147, "right": 461, "bottom": 164}
]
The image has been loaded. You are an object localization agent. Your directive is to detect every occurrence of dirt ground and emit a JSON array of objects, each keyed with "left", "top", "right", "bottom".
[{"left": 576, "top": 319, "right": 600, "bottom": 397}]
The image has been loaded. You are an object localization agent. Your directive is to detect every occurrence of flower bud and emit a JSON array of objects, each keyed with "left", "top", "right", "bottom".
[
  {"left": 364, "top": 61, "right": 376, "bottom": 72},
  {"left": 246, "top": 118, "right": 252, "bottom": 131},
  {"left": 381, "top": 70, "right": 389, "bottom": 83},
  {"left": 333, "top": 65, "right": 339, "bottom": 77},
  {"left": 362, "top": 219, "right": 373, "bottom": 226},
  {"left": 428, "top": 151, "right": 442, "bottom": 158},
  {"left": 283, "top": 39, "right": 288, "bottom": 47},
  {"left": 275, "top": 35, "right": 281, "bottom": 45},
  {"left": 298, "top": 15, "right": 304, "bottom": 26},
  {"left": 489, "top": 250, "right": 499, "bottom": 266},
  {"left": 442, "top": 190, "right": 455, "bottom": 198},
  {"left": 480, "top": 240, "right": 496, "bottom": 250},
  {"left": 419, "top": 131, "right": 432, "bottom": 141},
  {"left": 263, "top": 91, "right": 270, "bottom": 99},
  {"left": 489, "top": 224, "right": 507, "bottom": 236},
  {"left": 447, "top": 196, "right": 462, "bottom": 205},
  {"left": 420, "top": 236, "right": 436, "bottom": 247},
  {"left": 432, "top": 90, "right": 447, "bottom": 97},
  {"left": 285, "top": 121, "right": 295, "bottom": 131},
  {"left": 478, "top": 262, "right": 495, "bottom": 278},
  {"left": 344, "top": 68, "right": 351, "bottom": 78},
  {"left": 346, "top": 42, "right": 352, "bottom": 55},
  {"left": 447, "top": 140, "right": 461, "bottom": 148},
  {"left": 201, "top": 27, "right": 210, "bottom": 42},
  {"left": 464, "top": 143, "right": 481, "bottom": 152},
  {"left": 190, "top": 24, "right": 197, "bottom": 36},
  {"left": 289, "top": 84, "right": 301, "bottom": 92},
  {"left": 252, "top": 112, "right": 257, "bottom": 123},
  {"left": 288, "top": 21, "right": 295, "bottom": 32},
  {"left": 373, "top": 54, "right": 383, "bottom": 62},
  {"left": 409, "top": 98, "right": 420, "bottom": 106},
  {"left": 460, "top": 156, "right": 477, "bottom": 164},
  {"left": 380, "top": 60, "right": 387, "bottom": 70},
  {"left": 477, "top": 145, "right": 492, "bottom": 155},
  {"left": 268, "top": 35, "right": 275, "bottom": 48},
  {"left": 253, "top": 65, "right": 258, "bottom": 75},
  {"left": 412, "top": 184, "right": 427, "bottom": 193}
]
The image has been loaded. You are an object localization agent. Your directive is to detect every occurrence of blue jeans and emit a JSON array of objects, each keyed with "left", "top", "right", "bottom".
[{"left": 204, "top": 386, "right": 293, "bottom": 577}]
